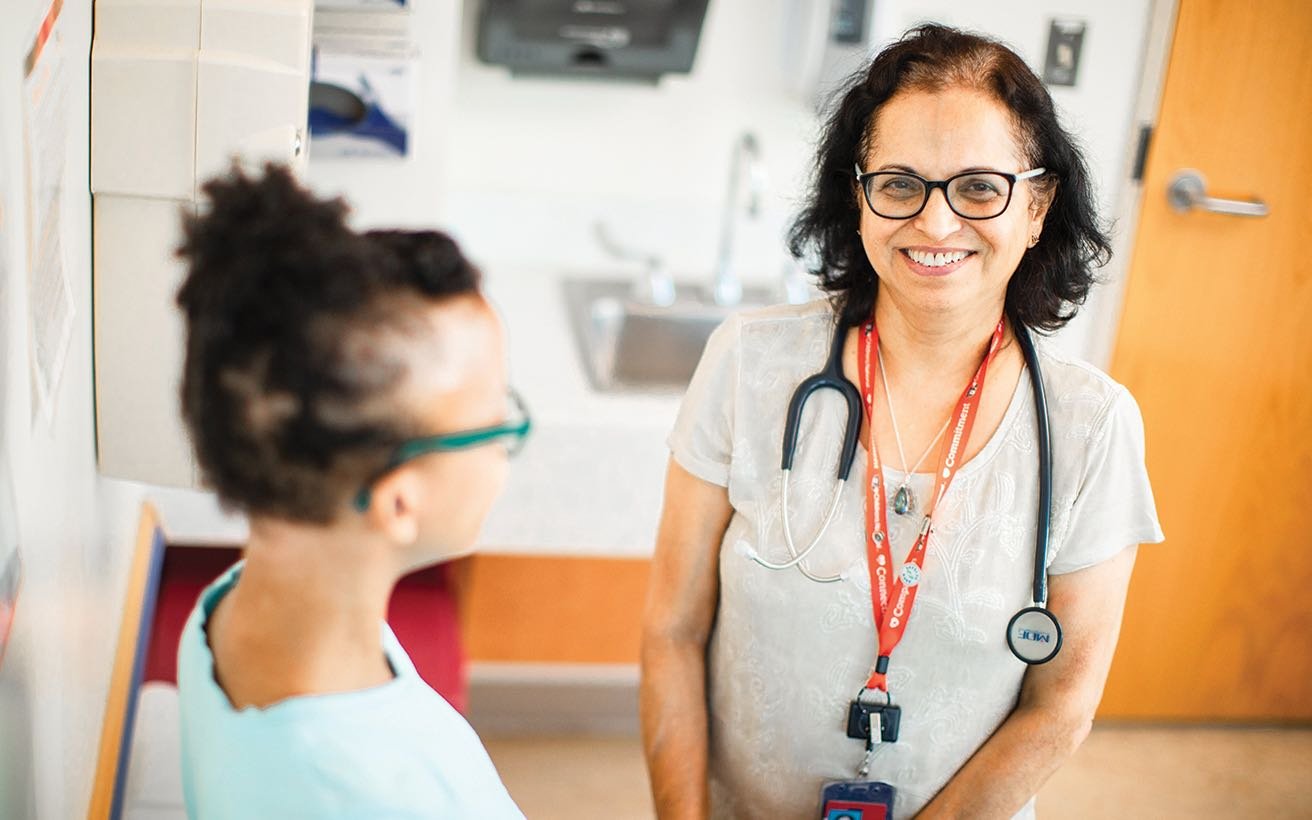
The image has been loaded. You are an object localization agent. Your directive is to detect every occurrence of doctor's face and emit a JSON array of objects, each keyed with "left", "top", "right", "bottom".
[{"left": 857, "top": 86, "right": 1050, "bottom": 318}]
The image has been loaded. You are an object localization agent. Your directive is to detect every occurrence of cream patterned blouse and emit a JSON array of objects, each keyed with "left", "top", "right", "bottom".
[{"left": 668, "top": 300, "right": 1164, "bottom": 820}]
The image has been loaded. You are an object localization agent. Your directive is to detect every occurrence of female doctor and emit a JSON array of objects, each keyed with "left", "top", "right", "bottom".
[{"left": 640, "top": 25, "right": 1163, "bottom": 820}]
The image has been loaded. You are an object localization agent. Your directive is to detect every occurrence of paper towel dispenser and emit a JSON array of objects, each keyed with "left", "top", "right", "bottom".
[{"left": 476, "top": 0, "right": 710, "bottom": 82}]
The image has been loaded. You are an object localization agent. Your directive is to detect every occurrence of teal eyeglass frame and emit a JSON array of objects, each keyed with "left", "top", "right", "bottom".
[{"left": 352, "top": 390, "right": 532, "bottom": 513}]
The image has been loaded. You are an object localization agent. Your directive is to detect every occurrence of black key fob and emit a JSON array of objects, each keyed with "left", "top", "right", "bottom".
[{"left": 846, "top": 700, "right": 901, "bottom": 745}]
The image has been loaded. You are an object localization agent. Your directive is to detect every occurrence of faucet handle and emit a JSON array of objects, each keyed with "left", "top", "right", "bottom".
[
  {"left": 595, "top": 221, "right": 659, "bottom": 267},
  {"left": 637, "top": 261, "right": 677, "bottom": 307},
  {"left": 594, "top": 221, "right": 676, "bottom": 307},
  {"left": 712, "top": 276, "right": 743, "bottom": 307}
]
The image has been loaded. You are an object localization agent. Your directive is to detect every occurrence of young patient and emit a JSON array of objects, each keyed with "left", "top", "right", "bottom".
[{"left": 173, "top": 164, "right": 527, "bottom": 818}]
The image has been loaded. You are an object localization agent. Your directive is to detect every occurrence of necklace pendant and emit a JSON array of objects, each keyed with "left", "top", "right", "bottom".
[{"left": 893, "top": 485, "right": 914, "bottom": 516}]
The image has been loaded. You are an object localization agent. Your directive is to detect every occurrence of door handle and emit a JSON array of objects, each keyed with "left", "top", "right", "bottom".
[{"left": 1167, "top": 170, "right": 1269, "bottom": 217}]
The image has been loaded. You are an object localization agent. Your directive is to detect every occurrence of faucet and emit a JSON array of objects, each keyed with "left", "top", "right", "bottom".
[{"left": 712, "top": 132, "right": 766, "bottom": 307}]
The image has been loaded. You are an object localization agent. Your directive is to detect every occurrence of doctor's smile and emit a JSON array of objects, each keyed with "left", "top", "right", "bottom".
[{"left": 898, "top": 247, "right": 976, "bottom": 274}]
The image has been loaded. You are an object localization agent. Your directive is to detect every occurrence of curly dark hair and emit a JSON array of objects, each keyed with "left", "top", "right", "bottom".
[
  {"left": 788, "top": 24, "right": 1111, "bottom": 331},
  {"left": 176, "top": 163, "right": 481, "bottom": 523}
]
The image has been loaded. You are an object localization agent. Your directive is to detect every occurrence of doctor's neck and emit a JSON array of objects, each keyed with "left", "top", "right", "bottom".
[{"left": 872, "top": 291, "right": 1011, "bottom": 378}]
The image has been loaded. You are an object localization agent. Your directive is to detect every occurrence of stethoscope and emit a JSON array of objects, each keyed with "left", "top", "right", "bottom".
[{"left": 745, "top": 316, "right": 1062, "bottom": 665}]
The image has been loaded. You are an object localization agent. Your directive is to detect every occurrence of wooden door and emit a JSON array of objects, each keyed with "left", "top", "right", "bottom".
[{"left": 1099, "top": 0, "right": 1312, "bottom": 720}]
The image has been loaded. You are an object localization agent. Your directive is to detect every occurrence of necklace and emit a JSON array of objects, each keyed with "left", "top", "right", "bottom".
[{"left": 876, "top": 344, "right": 952, "bottom": 516}]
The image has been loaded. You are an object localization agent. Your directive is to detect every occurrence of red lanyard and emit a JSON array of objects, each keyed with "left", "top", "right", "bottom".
[{"left": 858, "top": 318, "right": 1005, "bottom": 693}]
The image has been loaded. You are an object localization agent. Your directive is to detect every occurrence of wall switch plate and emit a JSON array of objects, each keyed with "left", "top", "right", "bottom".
[
  {"left": 1043, "top": 19, "right": 1086, "bottom": 87},
  {"left": 830, "top": 0, "right": 870, "bottom": 45}
]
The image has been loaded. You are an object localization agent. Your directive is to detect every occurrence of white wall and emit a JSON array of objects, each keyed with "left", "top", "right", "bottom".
[
  {"left": 331, "top": 0, "right": 1150, "bottom": 365},
  {"left": 441, "top": 0, "right": 818, "bottom": 284},
  {"left": 0, "top": 1, "right": 148, "bottom": 817},
  {"left": 302, "top": 0, "right": 821, "bottom": 282},
  {"left": 306, "top": 1, "right": 463, "bottom": 228}
]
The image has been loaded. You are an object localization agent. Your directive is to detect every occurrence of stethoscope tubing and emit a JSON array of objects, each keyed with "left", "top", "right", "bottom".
[
  {"left": 769, "top": 317, "right": 863, "bottom": 582},
  {"left": 769, "top": 316, "right": 1052, "bottom": 604},
  {"left": 780, "top": 319, "right": 862, "bottom": 480},
  {"left": 1012, "top": 321, "right": 1052, "bottom": 607},
  {"left": 760, "top": 473, "right": 848, "bottom": 583}
]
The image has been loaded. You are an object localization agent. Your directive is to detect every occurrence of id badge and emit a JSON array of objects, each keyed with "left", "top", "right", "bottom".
[{"left": 819, "top": 780, "right": 895, "bottom": 820}]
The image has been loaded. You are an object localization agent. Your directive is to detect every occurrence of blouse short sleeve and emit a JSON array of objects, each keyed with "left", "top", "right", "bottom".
[
  {"left": 1048, "top": 386, "right": 1165, "bottom": 575},
  {"left": 667, "top": 314, "right": 741, "bottom": 488}
]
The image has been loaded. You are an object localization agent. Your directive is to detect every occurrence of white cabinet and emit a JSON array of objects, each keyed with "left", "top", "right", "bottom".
[{"left": 91, "top": 0, "right": 312, "bottom": 485}]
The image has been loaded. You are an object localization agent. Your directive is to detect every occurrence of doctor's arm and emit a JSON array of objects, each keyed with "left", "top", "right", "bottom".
[
  {"left": 640, "top": 459, "right": 734, "bottom": 820},
  {"left": 915, "top": 544, "right": 1139, "bottom": 820}
]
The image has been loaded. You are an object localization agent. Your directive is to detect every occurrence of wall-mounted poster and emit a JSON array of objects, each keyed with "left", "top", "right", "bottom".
[
  {"left": 0, "top": 200, "right": 18, "bottom": 673},
  {"left": 21, "top": 0, "right": 74, "bottom": 426},
  {"left": 309, "top": 31, "right": 416, "bottom": 160}
]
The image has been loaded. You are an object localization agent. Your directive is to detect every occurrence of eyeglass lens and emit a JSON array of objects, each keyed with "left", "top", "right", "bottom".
[{"left": 862, "top": 172, "right": 1015, "bottom": 219}]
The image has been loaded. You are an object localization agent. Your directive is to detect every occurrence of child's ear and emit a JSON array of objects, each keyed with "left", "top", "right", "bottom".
[{"left": 364, "top": 468, "right": 422, "bottom": 546}]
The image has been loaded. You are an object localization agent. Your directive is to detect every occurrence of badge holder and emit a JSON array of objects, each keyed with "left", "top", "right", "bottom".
[
  {"left": 819, "top": 780, "right": 895, "bottom": 820},
  {"left": 820, "top": 689, "right": 900, "bottom": 818}
]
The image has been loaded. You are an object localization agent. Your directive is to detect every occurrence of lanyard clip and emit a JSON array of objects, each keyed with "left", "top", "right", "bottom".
[
  {"left": 847, "top": 695, "right": 902, "bottom": 746},
  {"left": 868, "top": 710, "right": 884, "bottom": 746}
]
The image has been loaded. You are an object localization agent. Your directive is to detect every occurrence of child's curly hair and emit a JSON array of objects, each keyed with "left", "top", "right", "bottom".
[{"left": 175, "top": 163, "right": 481, "bottom": 523}]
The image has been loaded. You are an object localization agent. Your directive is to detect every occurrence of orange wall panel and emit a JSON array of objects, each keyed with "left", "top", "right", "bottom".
[{"left": 459, "top": 555, "right": 652, "bottom": 665}]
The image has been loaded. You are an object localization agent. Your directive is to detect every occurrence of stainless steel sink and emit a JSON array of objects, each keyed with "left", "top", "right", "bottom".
[{"left": 563, "top": 278, "right": 780, "bottom": 392}]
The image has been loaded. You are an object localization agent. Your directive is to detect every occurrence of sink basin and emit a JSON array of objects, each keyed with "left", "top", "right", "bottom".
[{"left": 563, "top": 278, "right": 780, "bottom": 392}]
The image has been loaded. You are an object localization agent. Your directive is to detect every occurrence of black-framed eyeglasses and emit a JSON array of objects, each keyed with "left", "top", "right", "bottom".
[
  {"left": 352, "top": 389, "right": 532, "bottom": 513},
  {"left": 854, "top": 164, "right": 1047, "bottom": 220}
]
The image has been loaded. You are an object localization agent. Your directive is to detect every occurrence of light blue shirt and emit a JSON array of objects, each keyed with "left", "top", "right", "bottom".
[{"left": 178, "top": 564, "right": 524, "bottom": 819}]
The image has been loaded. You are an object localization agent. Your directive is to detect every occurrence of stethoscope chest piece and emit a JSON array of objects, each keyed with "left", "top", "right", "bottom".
[{"left": 1006, "top": 606, "right": 1062, "bottom": 664}]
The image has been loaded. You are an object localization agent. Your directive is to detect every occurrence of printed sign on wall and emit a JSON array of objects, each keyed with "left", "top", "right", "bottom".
[
  {"left": 21, "top": 0, "right": 74, "bottom": 426},
  {"left": 309, "top": 36, "right": 416, "bottom": 160}
]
